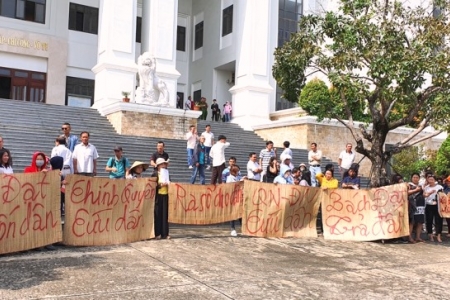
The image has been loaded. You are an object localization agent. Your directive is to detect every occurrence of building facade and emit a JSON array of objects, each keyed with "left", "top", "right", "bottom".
[{"left": 0, "top": 0, "right": 323, "bottom": 128}]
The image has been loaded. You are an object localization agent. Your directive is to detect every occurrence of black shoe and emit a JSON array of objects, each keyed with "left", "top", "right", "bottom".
[{"left": 44, "top": 245, "right": 57, "bottom": 251}]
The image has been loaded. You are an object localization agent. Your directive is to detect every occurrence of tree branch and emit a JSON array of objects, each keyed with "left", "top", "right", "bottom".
[{"left": 359, "top": 123, "right": 373, "bottom": 142}]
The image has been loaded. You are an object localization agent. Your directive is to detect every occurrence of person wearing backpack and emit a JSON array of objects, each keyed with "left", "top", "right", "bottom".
[{"left": 105, "top": 146, "right": 131, "bottom": 179}]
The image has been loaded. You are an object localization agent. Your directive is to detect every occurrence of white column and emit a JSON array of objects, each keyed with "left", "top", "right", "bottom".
[
  {"left": 229, "top": 0, "right": 278, "bottom": 129},
  {"left": 92, "top": 0, "right": 138, "bottom": 110},
  {"left": 141, "top": 0, "right": 180, "bottom": 108}
]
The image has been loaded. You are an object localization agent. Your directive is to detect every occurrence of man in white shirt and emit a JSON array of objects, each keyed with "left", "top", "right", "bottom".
[
  {"left": 72, "top": 131, "right": 99, "bottom": 176},
  {"left": 186, "top": 125, "right": 198, "bottom": 169},
  {"left": 51, "top": 136, "right": 73, "bottom": 176},
  {"left": 281, "top": 141, "right": 293, "bottom": 164},
  {"left": 338, "top": 143, "right": 356, "bottom": 180},
  {"left": 247, "top": 152, "right": 262, "bottom": 181},
  {"left": 185, "top": 96, "right": 192, "bottom": 110},
  {"left": 201, "top": 124, "right": 215, "bottom": 170},
  {"left": 209, "top": 135, "right": 230, "bottom": 184},
  {"left": 308, "top": 142, "right": 322, "bottom": 187}
]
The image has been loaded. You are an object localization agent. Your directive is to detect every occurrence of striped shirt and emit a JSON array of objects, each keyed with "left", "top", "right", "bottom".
[{"left": 259, "top": 149, "right": 275, "bottom": 171}]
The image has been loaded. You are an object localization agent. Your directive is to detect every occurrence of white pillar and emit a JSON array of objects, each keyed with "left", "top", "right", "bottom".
[
  {"left": 92, "top": 0, "right": 138, "bottom": 110},
  {"left": 141, "top": 0, "right": 180, "bottom": 108},
  {"left": 230, "top": 0, "right": 278, "bottom": 129}
]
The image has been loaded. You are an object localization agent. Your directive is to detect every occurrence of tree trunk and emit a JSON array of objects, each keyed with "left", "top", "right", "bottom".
[{"left": 367, "top": 126, "right": 390, "bottom": 187}]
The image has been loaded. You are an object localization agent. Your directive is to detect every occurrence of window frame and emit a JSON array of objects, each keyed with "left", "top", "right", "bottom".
[
  {"left": 68, "top": 2, "right": 99, "bottom": 35},
  {"left": 222, "top": 5, "right": 233, "bottom": 37},
  {"left": 194, "top": 21, "right": 204, "bottom": 50}
]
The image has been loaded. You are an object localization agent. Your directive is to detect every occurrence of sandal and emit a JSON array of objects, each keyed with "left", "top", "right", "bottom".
[
  {"left": 428, "top": 234, "right": 435, "bottom": 242},
  {"left": 155, "top": 235, "right": 161, "bottom": 240},
  {"left": 408, "top": 239, "right": 416, "bottom": 244},
  {"left": 415, "top": 239, "right": 425, "bottom": 243},
  {"left": 437, "top": 235, "right": 442, "bottom": 243}
]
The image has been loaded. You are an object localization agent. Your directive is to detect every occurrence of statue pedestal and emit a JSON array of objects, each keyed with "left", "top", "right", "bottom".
[{"left": 100, "top": 102, "right": 201, "bottom": 139}]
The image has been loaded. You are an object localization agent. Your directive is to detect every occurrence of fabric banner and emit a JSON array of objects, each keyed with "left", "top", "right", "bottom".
[
  {"left": 322, "top": 183, "right": 409, "bottom": 241},
  {"left": 168, "top": 182, "right": 243, "bottom": 224},
  {"left": 242, "top": 181, "right": 321, "bottom": 238},
  {"left": 0, "top": 171, "right": 62, "bottom": 254},
  {"left": 438, "top": 192, "right": 450, "bottom": 218},
  {"left": 63, "top": 175, "right": 157, "bottom": 246}
]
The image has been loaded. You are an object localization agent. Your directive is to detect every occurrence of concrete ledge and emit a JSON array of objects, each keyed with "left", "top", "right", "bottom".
[
  {"left": 269, "top": 107, "right": 307, "bottom": 121},
  {"left": 102, "top": 102, "right": 201, "bottom": 139},
  {"left": 99, "top": 101, "right": 202, "bottom": 119}
]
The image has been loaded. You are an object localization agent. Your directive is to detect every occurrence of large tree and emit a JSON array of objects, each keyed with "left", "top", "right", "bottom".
[{"left": 273, "top": 0, "right": 450, "bottom": 187}]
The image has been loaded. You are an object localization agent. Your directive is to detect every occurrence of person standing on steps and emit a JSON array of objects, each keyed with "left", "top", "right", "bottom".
[
  {"left": 60, "top": 122, "right": 78, "bottom": 152},
  {"left": 338, "top": 143, "right": 355, "bottom": 180},
  {"left": 154, "top": 158, "right": 170, "bottom": 240},
  {"left": 259, "top": 141, "right": 276, "bottom": 182},
  {"left": 51, "top": 136, "right": 73, "bottom": 176},
  {"left": 105, "top": 146, "right": 131, "bottom": 179},
  {"left": 308, "top": 142, "right": 322, "bottom": 187},
  {"left": 201, "top": 124, "right": 214, "bottom": 170},
  {"left": 72, "top": 131, "right": 99, "bottom": 177},
  {"left": 0, "top": 149, "right": 13, "bottom": 174},
  {"left": 150, "top": 141, "right": 170, "bottom": 169},
  {"left": 0, "top": 135, "right": 12, "bottom": 166},
  {"left": 185, "top": 96, "right": 192, "bottom": 110},
  {"left": 211, "top": 99, "right": 220, "bottom": 122},
  {"left": 281, "top": 141, "right": 293, "bottom": 165},
  {"left": 224, "top": 101, "right": 232, "bottom": 122},
  {"left": 185, "top": 125, "right": 198, "bottom": 169},
  {"left": 209, "top": 135, "right": 230, "bottom": 184},
  {"left": 247, "top": 152, "right": 263, "bottom": 181},
  {"left": 222, "top": 156, "right": 243, "bottom": 182},
  {"left": 190, "top": 136, "right": 207, "bottom": 185}
]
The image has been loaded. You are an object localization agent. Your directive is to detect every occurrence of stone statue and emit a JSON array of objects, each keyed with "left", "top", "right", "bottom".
[{"left": 135, "top": 52, "right": 170, "bottom": 106}]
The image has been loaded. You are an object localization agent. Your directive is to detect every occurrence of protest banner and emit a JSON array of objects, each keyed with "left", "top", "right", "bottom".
[
  {"left": 169, "top": 182, "right": 243, "bottom": 224},
  {"left": 0, "top": 171, "right": 62, "bottom": 254},
  {"left": 64, "top": 176, "right": 156, "bottom": 246},
  {"left": 438, "top": 192, "right": 450, "bottom": 218},
  {"left": 242, "top": 181, "right": 321, "bottom": 238},
  {"left": 322, "top": 183, "right": 409, "bottom": 241}
]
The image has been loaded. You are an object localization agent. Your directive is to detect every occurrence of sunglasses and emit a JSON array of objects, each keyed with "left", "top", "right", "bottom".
[{"left": 61, "top": 127, "right": 69, "bottom": 130}]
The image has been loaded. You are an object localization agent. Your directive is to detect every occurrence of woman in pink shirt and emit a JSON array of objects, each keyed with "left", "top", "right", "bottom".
[{"left": 224, "top": 101, "right": 232, "bottom": 122}]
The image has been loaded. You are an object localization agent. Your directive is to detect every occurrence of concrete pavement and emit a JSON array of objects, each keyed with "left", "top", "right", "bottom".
[{"left": 1, "top": 226, "right": 450, "bottom": 300}]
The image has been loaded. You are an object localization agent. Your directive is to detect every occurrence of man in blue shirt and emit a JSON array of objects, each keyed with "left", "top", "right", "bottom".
[
  {"left": 105, "top": 146, "right": 131, "bottom": 179},
  {"left": 341, "top": 167, "right": 360, "bottom": 189},
  {"left": 190, "top": 136, "right": 207, "bottom": 184},
  {"left": 60, "top": 122, "right": 79, "bottom": 152}
]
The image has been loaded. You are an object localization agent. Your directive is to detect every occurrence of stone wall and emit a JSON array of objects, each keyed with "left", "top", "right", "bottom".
[
  {"left": 107, "top": 111, "right": 197, "bottom": 139},
  {"left": 101, "top": 102, "right": 201, "bottom": 139},
  {"left": 253, "top": 117, "right": 445, "bottom": 177}
]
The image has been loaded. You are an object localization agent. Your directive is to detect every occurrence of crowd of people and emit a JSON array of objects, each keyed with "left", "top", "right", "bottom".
[
  {"left": 1, "top": 121, "right": 449, "bottom": 242},
  {"left": 177, "top": 96, "right": 233, "bottom": 122}
]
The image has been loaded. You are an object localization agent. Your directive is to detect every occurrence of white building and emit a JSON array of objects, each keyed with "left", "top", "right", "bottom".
[{"left": 0, "top": 0, "right": 322, "bottom": 128}]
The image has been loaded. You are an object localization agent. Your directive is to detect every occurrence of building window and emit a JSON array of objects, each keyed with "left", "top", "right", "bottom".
[
  {"left": 194, "top": 21, "right": 204, "bottom": 50},
  {"left": 0, "top": 0, "right": 46, "bottom": 24},
  {"left": 222, "top": 5, "right": 233, "bottom": 37},
  {"left": 0, "top": 67, "right": 46, "bottom": 102},
  {"left": 136, "top": 16, "right": 142, "bottom": 43},
  {"left": 68, "top": 3, "right": 99, "bottom": 34},
  {"left": 193, "top": 89, "right": 202, "bottom": 103},
  {"left": 66, "top": 76, "right": 94, "bottom": 107},
  {"left": 278, "top": 0, "right": 303, "bottom": 47},
  {"left": 177, "top": 26, "right": 186, "bottom": 51}
]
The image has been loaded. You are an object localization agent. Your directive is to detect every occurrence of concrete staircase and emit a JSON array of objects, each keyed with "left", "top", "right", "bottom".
[{"left": 0, "top": 99, "right": 369, "bottom": 186}]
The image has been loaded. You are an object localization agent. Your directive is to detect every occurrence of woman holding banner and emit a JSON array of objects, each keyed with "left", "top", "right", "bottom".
[
  {"left": 408, "top": 173, "right": 425, "bottom": 243},
  {"left": 0, "top": 149, "right": 13, "bottom": 174},
  {"left": 154, "top": 158, "right": 170, "bottom": 239},
  {"left": 318, "top": 170, "right": 338, "bottom": 190},
  {"left": 423, "top": 175, "right": 444, "bottom": 243}
]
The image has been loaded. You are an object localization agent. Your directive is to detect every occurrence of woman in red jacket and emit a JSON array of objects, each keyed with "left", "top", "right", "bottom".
[{"left": 24, "top": 151, "right": 48, "bottom": 173}]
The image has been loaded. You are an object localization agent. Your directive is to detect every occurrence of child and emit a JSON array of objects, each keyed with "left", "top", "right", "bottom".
[
  {"left": 227, "top": 165, "right": 242, "bottom": 236},
  {"left": 154, "top": 158, "right": 170, "bottom": 239}
]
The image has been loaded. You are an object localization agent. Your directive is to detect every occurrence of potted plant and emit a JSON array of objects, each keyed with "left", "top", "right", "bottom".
[
  {"left": 193, "top": 101, "right": 201, "bottom": 111},
  {"left": 122, "top": 91, "right": 130, "bottom": 102}
]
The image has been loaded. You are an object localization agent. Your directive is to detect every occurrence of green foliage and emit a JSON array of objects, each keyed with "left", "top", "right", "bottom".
[
  {"left": 299, "top": 79, "right": 370, "bottom": 122},
  {"left": 273, "top": 0, "right": 450, "bottom": 186},
  {"left": 299, "top": 79, "right": 331, "bottom": 117},
  {"left": 435, "top": 136, "right": 450, "bottom": 175},
  {"left": 392, "top": 146, "right": 436, "bottom": 179}
]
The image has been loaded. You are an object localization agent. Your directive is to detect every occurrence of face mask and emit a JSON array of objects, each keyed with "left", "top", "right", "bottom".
[{"left": 36, "top": 160, "right": 45, "bottom": 167}]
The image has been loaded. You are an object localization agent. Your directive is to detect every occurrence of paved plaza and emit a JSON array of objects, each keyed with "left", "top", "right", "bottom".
[{"left": 1, "top": 226, "right": 450, "bottom": 300}]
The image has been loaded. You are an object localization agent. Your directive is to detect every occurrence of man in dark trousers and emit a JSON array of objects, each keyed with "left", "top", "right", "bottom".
[{"left": 211, "top": 99, "right": 220, "bottom": 121}]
